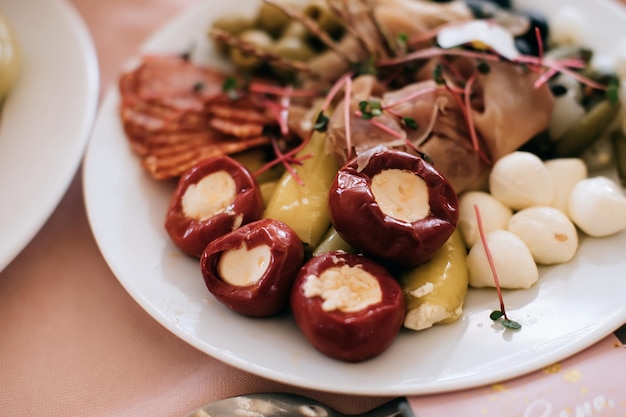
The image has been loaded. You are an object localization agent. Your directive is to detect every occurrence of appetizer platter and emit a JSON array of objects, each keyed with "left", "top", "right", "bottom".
[
  {"left": 84, "top": 0, "right": 626, "bottom": 395},
  {"left": 0, "top": 0, "right": 98, "bottom": 271}
]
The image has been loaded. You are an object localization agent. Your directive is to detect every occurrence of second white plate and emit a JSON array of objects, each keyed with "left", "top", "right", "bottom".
[{"left": 0, "top": 0, "right": 99, "bottom": 271}]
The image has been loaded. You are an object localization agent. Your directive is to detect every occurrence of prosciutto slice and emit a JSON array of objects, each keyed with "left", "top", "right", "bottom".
[
  {"left": 471, "top": 61, "right": 554, "bottom": 161},
  {"left": 326, "top": 76, "right": 490, "bottom": 193}
]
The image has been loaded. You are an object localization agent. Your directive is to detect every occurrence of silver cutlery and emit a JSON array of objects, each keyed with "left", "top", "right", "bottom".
[{"left": 186, "top": 392, "right": 414, "bottom": 417}]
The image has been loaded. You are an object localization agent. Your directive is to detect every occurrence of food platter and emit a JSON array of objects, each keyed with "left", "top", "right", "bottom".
[
  {"left": 83, "top": 0, "right": 626, "bottom": 396},
  {"left": 0, "top": 0, "right": 99, "bottom": 271}
]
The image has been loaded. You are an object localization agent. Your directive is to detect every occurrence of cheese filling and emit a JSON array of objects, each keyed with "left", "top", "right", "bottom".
[
  {"left": 181, "top": 171, "right": 236, "bottom": 220},
  {"left": 370, "top": 169, "right": 430, "bottom": 223},
  {"left": 218, "top": 243, "right": 272, "bottom": 286},
  {"left": 303, "top": 265, "right": 382, "bottom": 313}
]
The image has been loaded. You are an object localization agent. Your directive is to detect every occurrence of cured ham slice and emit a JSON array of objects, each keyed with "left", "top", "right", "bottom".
[
  {"left": 471, "top": 61, "right": 554, "bottom": 161},
  {"left": 118, "top": 55, "right": 276, "bottom": 180}
]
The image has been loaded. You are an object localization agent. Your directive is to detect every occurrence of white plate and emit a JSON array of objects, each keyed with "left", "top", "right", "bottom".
[
  {"left": 0, "top": 0, "right": 99, "bottom": 271},
  {"left": 83, "top": 0, "right": 626, "bottom": 396}
]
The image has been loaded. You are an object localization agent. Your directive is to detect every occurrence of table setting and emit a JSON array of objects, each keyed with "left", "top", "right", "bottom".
[{"left": 1, "top": 0, "right": 625, "bottom": 416}]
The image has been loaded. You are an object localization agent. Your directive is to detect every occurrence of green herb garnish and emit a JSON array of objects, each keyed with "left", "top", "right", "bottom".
[
  {"left": 313, "top": 111, "right": 330, "bottom": 132},
  {"left": 358, "top": 100, "right": 383, "bottom": 120},
  {"left": 433, "top": 64, "right": 445, "bottom": 85},
  {"left": 222, "top": 76, "right": 239, "bottom": 100},
  {"left": 476, "top": 206, "right": 522, "bottom": 332},
  {"left": 606, "top": 79, "right": 620, "bottom": 105},
  {"left": 402, "top": 117, "right": 419, "bottom": 130}
]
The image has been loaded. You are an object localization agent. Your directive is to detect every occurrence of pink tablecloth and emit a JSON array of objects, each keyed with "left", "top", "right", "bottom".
[{"left": 0, "top": 1, "right": 624, "bottom": 416}]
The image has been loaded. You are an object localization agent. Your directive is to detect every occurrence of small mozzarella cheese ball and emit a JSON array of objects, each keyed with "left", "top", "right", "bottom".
[
  {"left": 489, "top": 151, "right": 554, "bottom": 211},
  {"left": 468, "top": 230, "right": 539, "bottom": 289},
  {"left": 549, "top": 6, "right": 587, "bottom": 46},
  {"left": 458, "top": 191, "right": 513, "bottom": 248},
  {"left": 568, "top": 176, "right": 626, "bottom": 237},
  {"left": 544, "top": 158, "right": 588, "bottom": 214},
  {"left": 508, "top": 206, "right": 578, "bottom": 265}
]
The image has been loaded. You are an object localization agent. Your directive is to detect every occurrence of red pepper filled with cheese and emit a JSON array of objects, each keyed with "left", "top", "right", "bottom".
[
  {"left": 201, "top": 218, "right": 304, "bottom": 317},
  {"left": 328, "top": 146, "right": 459, "bottom": 268},
  {"left": 291, "top": 251, "right": 405, "bottom": 362},
  {"left": 165, "top": 155, "right": 264, "bottom": 258}
]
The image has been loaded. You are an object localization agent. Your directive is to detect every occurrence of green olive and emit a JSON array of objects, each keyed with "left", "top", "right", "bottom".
[
  {"left": 555, "top": 99, "right": 622, "bottom": 158},
  {"left": 210, "top": 16, "right": 255, "bottom": 54},
  {"left": 256, "top": 2, "right": 291, "bottom": 38},
  {"left": 282, "top": 22, "right": 310, "bottom": 41},
  {"left": 229, "top": 29, "right": 274, "bottom": 70},
  {"left": 303, "top": 0, "right": 344, "bottom": 39},
  {"left": 212, "top": 15, "right": 255, "bottom": 36},
  {"left": 273, "top": 35, "right": 316, "bottom": 62},
  {"left": 611, "top": 130, "right": 626, "bottom": 187}
]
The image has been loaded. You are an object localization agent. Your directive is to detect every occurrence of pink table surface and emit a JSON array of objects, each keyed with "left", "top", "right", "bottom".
[{"left": 0, "top": 1, "right": 624, "bottom": 416}]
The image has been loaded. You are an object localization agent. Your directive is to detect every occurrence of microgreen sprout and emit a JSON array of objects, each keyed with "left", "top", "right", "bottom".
[
  {"left": 433, "top": 64, "right": 445, "bottom": 85},
  {"left": 397, "top": 33, "right": 409, "bottom": 54},
  {"left": 254, "top": 136, "right": 312, "bottom": 186},
  {"left": 402, "top": 117, "right": 419, "bottom": 130},
  {"left": 606, "top": 79, "right": 620, "bottom": 105},
  {"left": 222, "top": 76, "right": 240, "bottom": 100},
  {"left": 314, "top": 111, "right": 330, "bottom": 132},
  {"left": 358, "top": 100, "right": 383, "bottom": 120},
  {"left": 474, "top": 204, "right": 522, "bottom": 331}
]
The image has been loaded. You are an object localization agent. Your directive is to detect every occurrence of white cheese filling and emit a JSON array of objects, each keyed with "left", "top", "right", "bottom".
[
  {"left": 181, "top": 170, "right": 236, "bottom": 220},
  {"left": 218, "top": 243, "right": 272, "bottom": 287},
  {"left": 303, "top": 265, "right": 382, "bottom": 313},
  {"left": 370, "top": 169, "right": 430, "bottom": 223}
]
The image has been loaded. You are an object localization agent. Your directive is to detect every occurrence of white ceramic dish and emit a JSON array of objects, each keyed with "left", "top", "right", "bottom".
[
  {"left": 0, "top": 0, "right": 99, "bottom": 271},
  {"left": 83, "top": 0, "right": 626, "bottom": 396}
]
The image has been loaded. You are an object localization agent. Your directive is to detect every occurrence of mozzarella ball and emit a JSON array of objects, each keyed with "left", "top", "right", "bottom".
[
  {"left": 508, "top": 206, "right": 578, "bottom": 265},
  {"left": 467, "top": 230, "right": 539, "bottom": 290},
  {"left": 568, "top": 177, "right": 626, "bottom": 237},
  {"left": 489, "top": 151, "right": 554, "bottom": 210},
  {"left": 549, "top": 6, "right": 587, "bottom": 46},
  {"left": 458, "top": 191, "right": 513, "bottom": 248},
  {"left": 544, "top": 158, "right": 587, "bottom": 214}
]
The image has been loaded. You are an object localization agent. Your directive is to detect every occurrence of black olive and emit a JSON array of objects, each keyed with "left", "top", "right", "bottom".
[
  {"left": 514, "top": 10, "right": 549, "bottom": 56},
  {"left": 518, "top": 130, "right": 556, "bottom": 160},
  {"left": 464, "top": 0, "right": 499, "bottom": 18},
  {"left": 464, "top": 0, "right": 512, "bottom": 18},
  {"left": 484, "top": 0, "right": 512, "bottom": 9},
  {"left": 550, "top": 84, "right": 568, "bottom": 98},
  {"left": 514, "top": 38, "right": 535, "bottom": 56}
]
